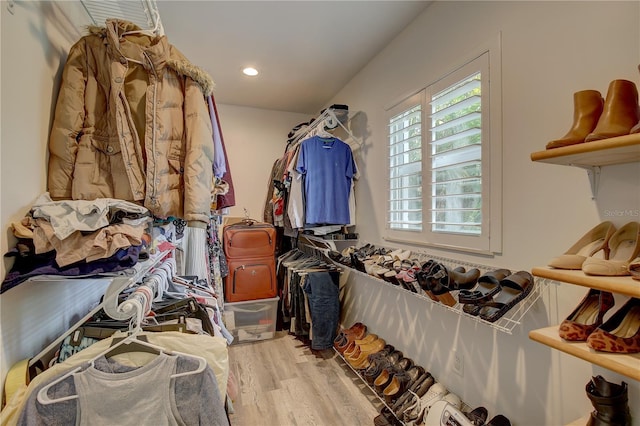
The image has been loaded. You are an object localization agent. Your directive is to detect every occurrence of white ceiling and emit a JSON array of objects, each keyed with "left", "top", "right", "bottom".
[{"left": 157, "top": 1, "right": 431, "bottom": 114}]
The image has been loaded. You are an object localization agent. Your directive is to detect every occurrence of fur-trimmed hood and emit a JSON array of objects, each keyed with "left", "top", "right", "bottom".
[{"left": 86, "top": 20, "right": 214, "bottom": 96}]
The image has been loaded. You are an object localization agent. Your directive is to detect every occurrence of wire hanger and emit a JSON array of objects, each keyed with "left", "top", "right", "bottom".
[{"left": 120, "top": 7, "right": 162, "bottom": 38}]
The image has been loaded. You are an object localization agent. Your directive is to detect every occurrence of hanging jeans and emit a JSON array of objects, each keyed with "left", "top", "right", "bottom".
[
  {"left": 290, "top": 271, "right": 310, "bottom": 337},
  {"left": 303, "top": 271, "right": 340, "bottom": 350}
]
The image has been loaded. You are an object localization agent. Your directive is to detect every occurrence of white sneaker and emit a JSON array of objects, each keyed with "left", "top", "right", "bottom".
[
  {"left": 441, "top": 392, "right": 461, "bottom": 408},
  {"left": 422, "top": 392, "right": 462, "bottom": 425},
  {"left": 424, "top": 399, "right": 473, "bottom": 426},
  {"left": 403, "top": 383, "right": 448, "bottom": 425}
]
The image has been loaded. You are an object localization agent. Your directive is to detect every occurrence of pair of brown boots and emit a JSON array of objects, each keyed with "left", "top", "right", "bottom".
[{"left": 546, "top": 68, "right": 640, "bottom": 149}]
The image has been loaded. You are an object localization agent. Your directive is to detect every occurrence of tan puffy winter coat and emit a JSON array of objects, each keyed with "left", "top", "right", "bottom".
[{"left": 47, "top": 20, "right": 215, "bottom": 225}]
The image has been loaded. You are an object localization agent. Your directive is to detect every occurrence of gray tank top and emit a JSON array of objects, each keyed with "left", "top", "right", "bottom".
[{"left": 73, "top": 353, "right": 182, "bottom": 426}]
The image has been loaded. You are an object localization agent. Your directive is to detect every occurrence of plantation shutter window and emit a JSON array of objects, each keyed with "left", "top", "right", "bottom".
[
  {"left": 388, "top": 93, "right": 424, "bottom": 231},
  {"left": 429, "top": 72, "right": 482, "bottom": 235},
  {"left": 385, "top": 43, "right": 501, "bottom": 254}
]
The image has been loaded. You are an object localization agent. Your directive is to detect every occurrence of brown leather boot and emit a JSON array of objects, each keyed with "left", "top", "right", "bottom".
[
  {"left": 546, "top": 90, "right": 603, "bottom": 149},
  {"left": 585, "top": 79, "right": 640, "bottom": 142}
]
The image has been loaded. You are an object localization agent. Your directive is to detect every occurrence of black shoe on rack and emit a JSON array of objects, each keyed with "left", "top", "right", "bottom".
[
  {"left": 373, "top": 407, "right": 402, "bottom": 426},
  {"left": 586, "top": 375, "right": 631, "bottom": 426}
]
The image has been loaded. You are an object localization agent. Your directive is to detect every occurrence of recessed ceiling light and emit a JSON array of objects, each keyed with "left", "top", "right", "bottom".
[{"left": 242, "top": 67, "right": 259, "bottom": 76}]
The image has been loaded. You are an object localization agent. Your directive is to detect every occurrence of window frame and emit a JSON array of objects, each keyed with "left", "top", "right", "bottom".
[{"left": 384, "top": 36, "right": 502, "bottom": 255}]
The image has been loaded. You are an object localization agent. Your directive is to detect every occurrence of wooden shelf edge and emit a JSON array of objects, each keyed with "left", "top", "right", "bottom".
[
  {"left": 566, "top": 415, "right": 590, "bottom": 426},
  {"left": 531, "top": 267, "right": 640, "bottom": 298},
  {"left": 530, "top": 133, "right": 640, "bottom": 165},
  {"left": 529, "top": 326, "right": 640, "bottom": 382}
]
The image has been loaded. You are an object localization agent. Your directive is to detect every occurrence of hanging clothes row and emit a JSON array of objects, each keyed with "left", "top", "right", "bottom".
[
  {"left": 50, "top": 257, "right": 232, "bottom": 366},
  {"left": 277, "top": 249, "right": 342, "bottom": 350},
  {"left": 13, "top": 281, "right": 231, "bottom": 426},
  {"left": 5, "top": 256, "right": 232, "bottom": 426},
  {"left": 263, "top": 106, "right": 360, "bottom": 238}
]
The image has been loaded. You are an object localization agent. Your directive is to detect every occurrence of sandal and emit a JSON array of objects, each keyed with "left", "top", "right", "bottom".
[
  {"left": 458, "top": 268, "right": 511, "bottom": 304},
  {"left": 477, "top": 271, "right": 535, "bottom": 322}
]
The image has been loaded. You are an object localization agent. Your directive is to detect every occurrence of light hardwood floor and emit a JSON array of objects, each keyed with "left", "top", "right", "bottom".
[{"left": 228, "top": 331, "right": 382, "bottom": 426}]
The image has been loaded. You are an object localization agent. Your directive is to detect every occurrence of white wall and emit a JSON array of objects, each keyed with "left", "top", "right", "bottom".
[
  {"left": 331, "top": 1, "right": 640, "bottom": 424},
  {"left": 215, "top": 104, "right": 309, "bottom": 220}
]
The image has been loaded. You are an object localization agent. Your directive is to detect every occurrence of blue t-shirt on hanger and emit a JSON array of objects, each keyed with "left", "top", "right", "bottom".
[{"left": 296, "top": 136, "right": 356, "bottom": 226}]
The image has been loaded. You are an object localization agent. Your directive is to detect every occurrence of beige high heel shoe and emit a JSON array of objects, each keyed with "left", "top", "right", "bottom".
[
  {"left": 582, "top": 222, "right": 640, "bottom": 276},
  {"left": 548, "top": 221, "right": 616, "bottom": 270}
]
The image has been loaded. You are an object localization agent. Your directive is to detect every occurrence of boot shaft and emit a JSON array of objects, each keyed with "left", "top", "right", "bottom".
[
  {"left": 546, "top": 89, "right": 603, "bottom": 149},
  {"left": 586, "top": 376, "right": 631, "bottom": 426}
]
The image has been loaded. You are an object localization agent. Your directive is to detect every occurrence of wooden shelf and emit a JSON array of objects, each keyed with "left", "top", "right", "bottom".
[
  {"left": 530, "top": 133, "right": 640, "bottom": 167},
  {"left": 566, "top": 415, "right": 590, "bottom": 426},
  {"left": 529, "top": 326, "right": 640, "bottom": 381},
  {"left": 532, "top": 267, "right": 640, "bottom": 299}
]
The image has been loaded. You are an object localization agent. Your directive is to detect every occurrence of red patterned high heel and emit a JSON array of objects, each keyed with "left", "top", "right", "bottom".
[
  {"left": 558, "top": 289, "right": 615, "bottom": 341},
  {"left": 587, "top": 297, "right": 640, "bottom": 353}
]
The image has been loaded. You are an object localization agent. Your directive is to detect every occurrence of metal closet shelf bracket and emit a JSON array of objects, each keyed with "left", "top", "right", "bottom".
[{"left": 569, "top": 163, "right": 601, "bottom": 199}]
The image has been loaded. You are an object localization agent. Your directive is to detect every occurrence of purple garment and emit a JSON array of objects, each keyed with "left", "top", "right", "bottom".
[
  {"left": 1, "top": 242, "right": 141, "bottom": 294},
  {"left": 207, "top": 95, "right": 227, "bottom": 179},
  {"left": 296, "top": 136, "right": 355, "bottom": 226},
  {"left": 210, "top": 94, "right": 235, "bottom": 209}
]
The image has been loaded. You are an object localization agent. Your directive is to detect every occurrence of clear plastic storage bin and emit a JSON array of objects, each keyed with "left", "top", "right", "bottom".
[{"left": 223, "top": 296, "right": 278, "bottom": 343}]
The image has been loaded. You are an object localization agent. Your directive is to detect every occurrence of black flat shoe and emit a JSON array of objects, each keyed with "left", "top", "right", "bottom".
[
  {"left": 464, "top": 406, "right": 488, "bottom": 425},
  {"left": 459, "top": 269, "right": 511, "bottom": 304},
  {"left": 486, "top": 414, "right": 511, "bottom": 426},
  {"left": 447, "top": 267, "right": 481, "bottom": 290}
]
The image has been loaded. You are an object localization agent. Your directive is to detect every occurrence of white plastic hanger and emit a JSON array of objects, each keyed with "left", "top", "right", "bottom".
[
  {"left": 36, "top": 333, "right": 208, "bottom": 405},
  {"left": 36, "top": 285, "right": 207, "bottom": 406}
]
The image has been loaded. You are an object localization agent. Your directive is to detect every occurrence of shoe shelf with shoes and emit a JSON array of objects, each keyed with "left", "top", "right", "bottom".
[
  {"left": 323, "top": 241, "right": 546, "bottom": 334},
  {"left": 333, "top": 322, "right": 514, "bottom": 426},
  {"left": 529, "top": 221, "right": 640, "bottom": 381},
  {"left": 532, "top": 75, "right": 640, "bottom": 198},
  {"left": 531, "top": 132, "right": 640, "bottom": 167}
]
